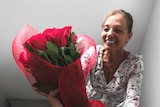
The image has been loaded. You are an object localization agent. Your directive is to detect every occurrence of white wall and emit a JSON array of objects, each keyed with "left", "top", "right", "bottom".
[{"left": 140, "top": 0, "right": 160, "bottom": 107}]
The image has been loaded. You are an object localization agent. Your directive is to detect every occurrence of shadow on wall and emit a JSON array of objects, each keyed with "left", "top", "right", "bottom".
[{"left": 7, "top": 99, "right": 48, "bottom": 107}]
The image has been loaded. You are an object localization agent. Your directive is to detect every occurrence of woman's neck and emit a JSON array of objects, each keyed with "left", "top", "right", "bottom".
[{"left": 102, "top": 49, "right": 125, "bottom": 63}]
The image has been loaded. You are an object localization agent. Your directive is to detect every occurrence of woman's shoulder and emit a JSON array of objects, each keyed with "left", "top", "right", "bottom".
[
  {"left": 127, "top": 53, "right": 143, "bottom": 62},
  {"left": 116, "top": 52, "right": 144, "bottom": 77},
  {"left": 124, "top": 52, "right": 144, "bottom": 71}
]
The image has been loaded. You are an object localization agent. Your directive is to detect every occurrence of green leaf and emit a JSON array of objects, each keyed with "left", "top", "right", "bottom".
[
  {"left": 25, "top": 42, "right": 34, "bottom": 52},
  {"left": 65, "top": 55, "right": 74, "bottom": 63},
  {"left": 69, "top": 44, "right": 77, "bottom": 57},
  {"left": 65, "top": 42, "right": 80, "bottom": 61},
  {"left": 45, "top": 49, "right": 58, "bottom": 60},
  {"left": 37, "top": 50, "right": 44, "bottom": 56},
  {"left": 45, "top": 49, "right": 65, "bottom": 65},
  {"left": 46, "top": 41, "right": 59, "bottom": 54},
  {"left": 37, "top": 50, "right": 52, "bottom": 63},
  {"left": 74, "top": 52, "right": 80, "bottom": 60},
  {"left": 72, "top": 32, "right": 75, "bottom": 36},
  {"left": 60, "top": 47, "right": 68, "bottom": 65}
]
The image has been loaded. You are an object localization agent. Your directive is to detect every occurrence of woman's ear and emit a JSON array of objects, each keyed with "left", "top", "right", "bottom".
[
  {"left": 128, "top": 32, "right": 133, "bottom": 40},
  {"left": 127, "top": 32, "right": 133, "bottom": 42},
  {"left": 125, "top": 32, "right": 133, "bottom": 45}
]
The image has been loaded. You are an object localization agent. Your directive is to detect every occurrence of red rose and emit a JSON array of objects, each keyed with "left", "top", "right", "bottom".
[
  {"left": 45, "top": 26, "right": 72, "bottom": 47},
  {"left": 26, "top": 33, "right": 47, "bottom": 50}
]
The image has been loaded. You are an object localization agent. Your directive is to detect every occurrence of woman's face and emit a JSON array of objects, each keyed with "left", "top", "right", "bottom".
[{"left": 101, "top": 14, "right": 132, "bottom": 51}]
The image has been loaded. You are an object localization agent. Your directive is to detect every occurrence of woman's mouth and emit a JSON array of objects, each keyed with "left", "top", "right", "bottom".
[{"left": 106, "top": 40, "right": 117, "bottom": 45}]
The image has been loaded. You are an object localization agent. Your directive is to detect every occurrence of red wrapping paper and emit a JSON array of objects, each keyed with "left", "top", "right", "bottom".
[{"left": 12, "top": 24, "right": 105, "bottom": 107}]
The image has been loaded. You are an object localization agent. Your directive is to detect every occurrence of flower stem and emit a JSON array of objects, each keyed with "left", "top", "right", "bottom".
[{"left": 61, "top": 47, "right": 68, "bottom": 65}]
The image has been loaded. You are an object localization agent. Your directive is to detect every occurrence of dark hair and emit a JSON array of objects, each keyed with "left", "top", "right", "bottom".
[{"left": 102, "top": 9, "right": 133, "bottom": 33}]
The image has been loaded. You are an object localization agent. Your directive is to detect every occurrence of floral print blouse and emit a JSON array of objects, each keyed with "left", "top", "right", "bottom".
[{"left": 86, "top": 45, "right": 144, "bottom": 107}]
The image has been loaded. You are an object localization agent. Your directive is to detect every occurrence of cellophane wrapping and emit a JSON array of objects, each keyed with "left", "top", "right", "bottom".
[{"left": 12, "top": 24, "right": 105, "bottom": 107}]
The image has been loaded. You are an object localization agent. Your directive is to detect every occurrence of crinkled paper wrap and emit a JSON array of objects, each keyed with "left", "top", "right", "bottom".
[{"left": 12, "top": 24, "right": 105, "bottom": 107}]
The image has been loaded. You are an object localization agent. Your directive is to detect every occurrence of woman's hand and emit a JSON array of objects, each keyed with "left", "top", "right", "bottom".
[{"left": 47, "top": 89, "right": 63, "bottom": 107}]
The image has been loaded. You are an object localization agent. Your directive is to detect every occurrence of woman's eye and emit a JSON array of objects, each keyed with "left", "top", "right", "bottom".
[
  {"left": 103, "top": 28, "right": 109, "bottom": 32},
  {"left": 115, "top": 29, "right": 122, "bottom": 33}
]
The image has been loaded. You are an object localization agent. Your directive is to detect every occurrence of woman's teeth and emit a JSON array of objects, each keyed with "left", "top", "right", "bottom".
[{"left": 106, "top": 40, "right": 115, "bottom": 44}]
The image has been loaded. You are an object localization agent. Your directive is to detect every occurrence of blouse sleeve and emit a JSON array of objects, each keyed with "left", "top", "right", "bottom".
[{"left": 117, "top": 57, "right": 144, "bottom": 107}]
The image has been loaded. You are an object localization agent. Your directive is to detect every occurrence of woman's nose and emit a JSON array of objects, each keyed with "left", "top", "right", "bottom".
[{"left": 106, "top": 29, "right": 114, "bottom": 38}]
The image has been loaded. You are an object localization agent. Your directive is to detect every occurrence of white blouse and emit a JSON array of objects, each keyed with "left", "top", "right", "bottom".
[{"left": 86, "top": 45, "right": 144, "bottom": 107}]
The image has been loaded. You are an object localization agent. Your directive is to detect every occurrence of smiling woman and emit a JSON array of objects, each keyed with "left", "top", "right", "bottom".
[
  {"left": 47, "top": 9, "right": 144, "bottom": 107},
  {"left": 101, "top": 9, "right": 132, "bottom": 52},
  {"left": 85, "top": 9, "right": 144, "bottom": 107}
]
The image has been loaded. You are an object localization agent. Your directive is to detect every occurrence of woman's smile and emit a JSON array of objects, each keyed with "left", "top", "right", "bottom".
[{"left": 105, "top": 38, "right": 118, "bottom": 46}]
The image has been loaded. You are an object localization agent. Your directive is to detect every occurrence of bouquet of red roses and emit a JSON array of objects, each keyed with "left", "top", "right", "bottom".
[{"left": 12, "top": 24, "right": 105, "bottom": 107}]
